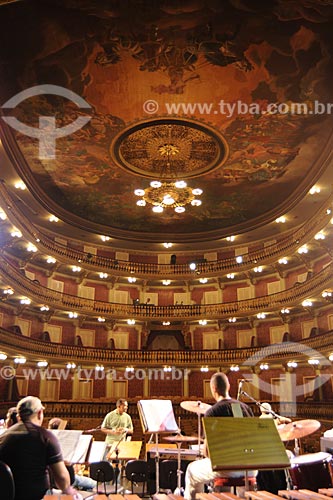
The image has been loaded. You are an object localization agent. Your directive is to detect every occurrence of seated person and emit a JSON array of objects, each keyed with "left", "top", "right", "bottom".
[
  {"left": 5, "top": 407, "right": 18, "bottom": 428},
  {"left": 47, "top": 417, "right": 96, "bottom": 491},
  {"left": 0, "top": 396, "right": 81, "bottom": 500}
]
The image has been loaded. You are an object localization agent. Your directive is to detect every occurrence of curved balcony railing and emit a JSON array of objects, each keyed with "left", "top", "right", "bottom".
[
  {"left": 1, "top": 327, "right": 333, "bottom": 366},
  {"left": 0, "top": 181, "right": 332, "bottom": 279},
  {"left": 0, "top": 253, "right": 332, "bottom": 320}
]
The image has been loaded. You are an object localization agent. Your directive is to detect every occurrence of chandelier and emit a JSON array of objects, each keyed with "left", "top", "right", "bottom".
[
  {"left": 134, "top": 180, "right": 202, "bottom": 213},
  {"left": 134, "top": 141, "right": 203, "bottom": 213}
]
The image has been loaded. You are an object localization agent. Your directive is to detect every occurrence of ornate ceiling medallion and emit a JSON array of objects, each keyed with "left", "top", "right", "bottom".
[{"left": 110, "top": 117, "right": 229, "bottom": 179}]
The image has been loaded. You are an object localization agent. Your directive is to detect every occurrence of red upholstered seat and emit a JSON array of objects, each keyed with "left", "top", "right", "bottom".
[{"left": 214, "top": 476, "right": 256, "bottom": 493}]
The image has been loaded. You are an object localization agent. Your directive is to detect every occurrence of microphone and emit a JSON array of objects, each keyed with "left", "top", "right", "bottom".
[{"left": 237, "top": 379, "right": 244, "bottom": 400}]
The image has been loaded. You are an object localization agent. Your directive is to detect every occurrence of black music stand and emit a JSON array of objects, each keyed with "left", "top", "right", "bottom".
[
  {"left": 138, "top": 399, "right": 179, "bottom": 494},
  {"left": 203, "top": 417, "right": 290, "bottom": 490}
]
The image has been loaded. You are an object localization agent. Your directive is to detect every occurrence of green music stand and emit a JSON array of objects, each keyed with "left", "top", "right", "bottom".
[{"left": 203, "top": 417, "right": 290, "bottom": 490}]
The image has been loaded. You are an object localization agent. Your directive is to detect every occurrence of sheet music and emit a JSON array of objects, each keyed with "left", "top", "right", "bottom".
[
  {"left": 71, "top": 434, "right": 93, "bottom": 463},
  {"left": 51, "top": 429, "right": 83, "bottom": 462},
  {"left": 138, "top": 399, "right": 178, "bottom": 432},
  {"left": 88, "top": 440, "right": 108, "bottom": 463}
]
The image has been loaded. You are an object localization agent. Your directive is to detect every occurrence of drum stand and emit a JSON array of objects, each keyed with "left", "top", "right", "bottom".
[
  {"left": 197, "top": 411, "right": 202, "bottom": 457},
  {"left": 174, "top": 439, "right": 184, "bottom": 496},
  {"left": 284, "top": 468, "right": 293, "bottom": 490},
  {"left": 294, "top": 438, "right": 300, "bottom": 457}
]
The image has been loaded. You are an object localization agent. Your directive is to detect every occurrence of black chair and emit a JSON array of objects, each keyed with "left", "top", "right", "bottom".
[
  {"left": 159, "top": 459, "right": 178, "bottom": 492},
  {"left": 90, "top": 460, "right": 114, "bottom": 496},
  {"left": 0, "top": 461, "right": 15, "bottom": 500},
  {"left": 125, "top": 459, "right": 148, "bottom": 497}
]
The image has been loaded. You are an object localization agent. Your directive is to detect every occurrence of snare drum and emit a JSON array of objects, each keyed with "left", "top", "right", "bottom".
[{"left": 290, "top": 452, "right": 332, "bottom": 491}]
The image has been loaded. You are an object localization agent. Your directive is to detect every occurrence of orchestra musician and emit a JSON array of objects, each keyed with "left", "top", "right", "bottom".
[
  {"left": 5, "top": 406, "right": 18, "bottom": 428},
  {"left": 101, "top": 398, "right": 133, "bottom": 445},
  {"left": 0, "top": 396, "right": 82, "bottom": 500},
  {"left": 47, "top": 417, "right": 97, "bottom": 492},
  {"left": 184, "top": 372, "right": 257, "bottom": 500}
]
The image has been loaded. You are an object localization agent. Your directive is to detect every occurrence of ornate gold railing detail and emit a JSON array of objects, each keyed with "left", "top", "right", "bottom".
[
  {"left": 0, "top": 181, "right": 332, "bottom": 279},
  {"left": 1, "top": 327, "right": 333, "bottom": 366},
  {"left": 0, "top": 254, "right": 332, "bottom": 320}
]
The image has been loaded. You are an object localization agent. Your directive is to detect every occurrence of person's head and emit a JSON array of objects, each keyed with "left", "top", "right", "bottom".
[
  {"left": 116, "top": 398, "right": 128, "bottom": 414},
  {"left": 260, "top": 402, "right": 272, "bottom": 415},
  {"left": 48, "top": 417, "right": 62, "bottom": 429},
  {"left": 17, "top": 396, "right": 45, "bottom": 425},
  {"left": 5, "top": 407, "right": 18, "bottom": 428},
  {"left": 210, "top": 372, "right": 230, "bottom": 400}
]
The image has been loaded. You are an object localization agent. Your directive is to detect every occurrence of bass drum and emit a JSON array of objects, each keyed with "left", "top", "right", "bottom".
[{"left": 290, "top": 452, "right": 333, "bottom": 491}]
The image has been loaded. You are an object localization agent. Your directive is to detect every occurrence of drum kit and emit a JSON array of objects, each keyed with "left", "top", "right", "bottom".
[
  {"left": 161, "top": 401, "right": 210, "bottom": 494},
  {"left": 271, "top": 419, "right": 328, "bottom": 492},
  {"left": 177, "top": 401, "right": 329, "bottom": 493}
]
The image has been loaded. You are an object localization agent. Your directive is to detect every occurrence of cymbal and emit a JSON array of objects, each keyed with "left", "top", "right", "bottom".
[
  {"left": 164, "top": 434, "right": 199, "bottom": 443},
  {"left": 180, "top": 400, "right": 211, "bottom": 414},
  {"left": 278, "top": 419, "right": 321, "bottom": 441}
]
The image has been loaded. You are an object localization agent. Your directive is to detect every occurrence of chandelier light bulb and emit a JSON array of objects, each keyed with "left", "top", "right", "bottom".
[
  {"left": 150, "top": 181, "right": 162, "bottom": 188},
  {"left": 191, "top": 199, "right": 201, "bottom": 206},
  {"left": 134, "top": 189, "right": 145, "bottom": 196},
  {"left": 136, "top": 199, "right": 146, "bottom": 206},
  {"left": 175, "top": 206, "right": 185, "bottom": 213},
  {"left": 192, "top": 188, "right": 203, "bottom": 195},
  {"left": 163, "top": 194, "right": 175, "bottom": 205},
  {"left": 174, "top": 180, "right": 187, "bottom": 188},
  {"left": 153, "top": 205, "right": 163, "bottom": 213}
]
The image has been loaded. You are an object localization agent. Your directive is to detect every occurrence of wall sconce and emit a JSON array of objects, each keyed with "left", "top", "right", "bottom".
[
  {"left": 14, "top": 357, "right": 26, "bottom": 364},
  {"left": 308, "top": 359, "right": 319, "bottom": 366},
  {"left": 37, "top": 361, "right": 48, "bottom": 368},
  {"left": 257, "top": 312, "right": 266, "bottom": 319},
  {"left": 254, "top": 266, "right": 263, "bottom": 273},
  {"left": 230, "top": 365, "right": 239, "bottom": 371}
]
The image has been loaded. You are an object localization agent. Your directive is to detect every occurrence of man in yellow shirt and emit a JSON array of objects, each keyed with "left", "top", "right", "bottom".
[{"left": 101, "top": 399, "right": 133, "bottom": 445}]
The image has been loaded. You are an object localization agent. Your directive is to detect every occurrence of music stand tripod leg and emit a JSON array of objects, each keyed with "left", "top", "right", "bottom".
[
  {"left": 155, "top": 432, "right": 160, "bottom": 495},
  {"left": 198, "top": 413, "right": 201, "bottom": 457}
]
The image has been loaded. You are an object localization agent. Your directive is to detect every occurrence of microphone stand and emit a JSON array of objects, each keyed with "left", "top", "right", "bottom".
[{"left": 240, "top": 389, "right": 281, "bottom": 419}]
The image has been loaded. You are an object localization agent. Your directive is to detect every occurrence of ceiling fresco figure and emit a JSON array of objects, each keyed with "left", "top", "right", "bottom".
[{"left": 0, "top": 0, "right": 332, "bottom": 241}]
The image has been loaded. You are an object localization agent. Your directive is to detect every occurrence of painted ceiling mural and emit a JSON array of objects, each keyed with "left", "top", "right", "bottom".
[{"left": 0, "top": 0, "right": 333, "bottom": 240}]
